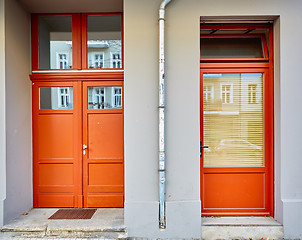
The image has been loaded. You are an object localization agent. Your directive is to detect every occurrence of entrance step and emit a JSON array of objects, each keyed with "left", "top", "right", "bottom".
[
  {"left": 201, "top": 217, "right": 283, "bottom": 240},
  {"left": 0, "top": 208, "right": 127, "bottom": 239}
]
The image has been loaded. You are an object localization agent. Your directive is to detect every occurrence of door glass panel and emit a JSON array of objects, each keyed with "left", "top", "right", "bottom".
[
  {"left": 203, "top": 73, "right": 263, "bottom": 167},
  {"left": 39, "top": 87, "right": 73, "bottom": 109},
  {"left": 200, "top": 37, "right": 264, "bottom": 58},
  {"left": 38, "top": 16, "right": 73, "bottom": 69},
  {"left": 88, "top": 86, "right": 122, "bottom": 109},
  {"left": 87, "top": 15, "right": 122, "bottom": 69}
]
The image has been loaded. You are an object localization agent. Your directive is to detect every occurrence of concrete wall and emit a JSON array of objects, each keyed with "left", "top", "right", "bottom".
[
  {"left": 0, "top": 0, "right": 6, "bottom": 228},
  {"left": 3, "top": 0, "right": 32, "bottom": 224},
  {"left": 124, "top": 0, "right": 302, "bottom": 238}
]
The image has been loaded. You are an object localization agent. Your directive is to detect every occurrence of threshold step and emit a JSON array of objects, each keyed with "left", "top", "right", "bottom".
[{"left": 201, "top": 217, "right": 283, "bottom": 240}]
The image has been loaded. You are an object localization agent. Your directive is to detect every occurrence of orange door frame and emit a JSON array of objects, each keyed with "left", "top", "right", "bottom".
[{"left": 200, "top": 24, "right": 274, "bottom": 216}]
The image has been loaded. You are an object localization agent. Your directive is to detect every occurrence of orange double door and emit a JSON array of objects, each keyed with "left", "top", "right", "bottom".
[{"left": 33, "top": 81, "right": 124, "bottom": 208}]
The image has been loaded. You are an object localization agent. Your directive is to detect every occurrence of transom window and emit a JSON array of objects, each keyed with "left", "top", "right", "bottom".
[{"left": 32, "top": 13, "right": 123, "bottom": 70}]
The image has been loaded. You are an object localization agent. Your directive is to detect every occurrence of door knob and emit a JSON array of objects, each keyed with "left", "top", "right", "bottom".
[{"left": 83, "top": 144, "right": 87, "bottom": 150}]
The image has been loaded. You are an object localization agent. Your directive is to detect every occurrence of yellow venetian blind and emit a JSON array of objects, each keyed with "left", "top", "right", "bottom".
[{"left": 203, "top": 73, "right": 264, "bottom": 167}]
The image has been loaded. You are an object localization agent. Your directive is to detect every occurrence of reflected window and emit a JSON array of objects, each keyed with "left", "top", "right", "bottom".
[
  {"left": 87, "top": 15, "right": 122, "bottom": 69},
  {"left": 39, "top": 87, "right": 73, "bottom": 109},
  {"left": 112, "top": 87, "right": 122, "bottom": 108},
  {"left": 88, "top": 86, "right": 122, "bottom": 109},
  {"left": 57, "top": 53, "right": 68, "bottom": 69},
  {"left": 220, "top": 84, "right": 233, "bottom": 104},
  {"left": 111, "top": 53, "right": 121, "bottom": 68},
  {"left": 248, "top": 84, "right": 257, "bottom": 104},
  {"left": 204, "top": 85, "right": 214, "bottom": 102},
  {"left": 38, "top": 16, "right": 73, "bottom": 69}
]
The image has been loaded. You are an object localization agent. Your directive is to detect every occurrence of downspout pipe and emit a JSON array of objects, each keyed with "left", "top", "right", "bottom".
[{"left": 158, "top": 0, "right": 172, "bottom": 229}]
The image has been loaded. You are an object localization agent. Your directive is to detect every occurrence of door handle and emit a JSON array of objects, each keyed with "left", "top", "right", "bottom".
[
  {"left": 83, "top": 144, "right": 87, "bottom": 155},
  {"left": 200, "top": 141, "right": 208, "bottom": 157}
]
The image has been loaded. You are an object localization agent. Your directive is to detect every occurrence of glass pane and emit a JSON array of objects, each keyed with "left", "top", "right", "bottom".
[
  {"left": 87, "top": 15, "right": 122, "bottom": 69},
  {"left": 203, "top": 73, "right": 263, "bottom": 167},
  {"left": 39, "top": 16, "right": 73, "bottom": 69},
  {"left": 200, "top": 37, "right": 264, "bottom": 58},
  {"left": 39, "top": 87, "right": 73, "bottom": 109},
  {"left": 88, "top": 86, "right": 122, "bottom": 109}
]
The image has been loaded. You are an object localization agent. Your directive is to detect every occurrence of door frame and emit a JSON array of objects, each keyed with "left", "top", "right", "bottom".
[
  {"left": 32, "top": 74, "right": 124, "bottom": 208},
  {"left": 200, "top": 24, "right": 274, "bottom": 216}
]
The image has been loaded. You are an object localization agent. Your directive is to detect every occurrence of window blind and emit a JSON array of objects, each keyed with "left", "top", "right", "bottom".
[{"left": 203, "top": 73, "right": 264, "bottom": 167}]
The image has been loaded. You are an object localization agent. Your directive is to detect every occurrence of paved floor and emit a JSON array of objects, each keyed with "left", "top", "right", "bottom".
[{"left": 0, "top": 208, "right": 126, "bottom": 239}]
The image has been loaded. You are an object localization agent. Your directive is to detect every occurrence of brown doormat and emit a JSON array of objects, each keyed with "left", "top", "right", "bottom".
[{"left": 48, "top": 209, "right": 97, "bottom": 220}]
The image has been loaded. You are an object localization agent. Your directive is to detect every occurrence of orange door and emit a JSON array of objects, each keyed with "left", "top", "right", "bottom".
[
  {"left": 33, "top": 81, "right": 124, "bottom": 208},
  {"left": 200, "top": 69, "right": 273, "bottom": 216},
  {"left": 33, "top": 81, "right": 82, "bottom": 207},
  {"left": 82, "top": 81, "right": 124, "bottom": 207}
]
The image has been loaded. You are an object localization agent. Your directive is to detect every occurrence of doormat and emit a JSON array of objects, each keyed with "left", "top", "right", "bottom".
[{"left": 48, "top": 209, "right": 97, "bottom": 220}]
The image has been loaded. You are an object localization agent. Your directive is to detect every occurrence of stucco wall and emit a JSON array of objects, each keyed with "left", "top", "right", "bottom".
[
  {"left": 3, "top": 0, "right": 32, "bottom": 224},
  {"left": 0, "top": 0, "right": 6, "bottom": 227},
  {"left": 124, "top": 0, "right": 302, "bottom": 238}
]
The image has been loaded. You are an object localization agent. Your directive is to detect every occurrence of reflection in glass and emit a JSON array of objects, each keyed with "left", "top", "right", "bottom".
[
  {"left": 39, "top": 87, "right": 73, "bottom": 109},
  {"left": 38, "top": 16, "right": 73, "bottom": 69},
  {"left": 203, "top": 73, "right": 263, "bottom": 167},
  {"left": 87, "top": 15, "right": 122, "bottom": 69},
  {"left": 200, "top": 37, "right": 264, "bottom": 58},
  {"left": 88, "top": 87, "right": 122, "bottom": 109}
]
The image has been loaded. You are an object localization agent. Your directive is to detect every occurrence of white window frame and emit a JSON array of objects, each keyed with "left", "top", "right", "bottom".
[
  {"left": 57, "top": 87, "right": 70, "bottom": 109},
  {"left": 111, "top": 52, "right": 122, "bottom": 68},
  {"left": 220, "top": 83, "right": 233, "bottom": 104},
  {"left": 112, "top": 87, "right": 122, "bottom": 108},
  {"left": 92, "top": 52, "right": 104, "bottom": 68},
  {"left": 56, "top": 52, "right": 69, "bottom": 69},
  {"left": 204, "top": 84, "right": 214, "bottom": 102}
]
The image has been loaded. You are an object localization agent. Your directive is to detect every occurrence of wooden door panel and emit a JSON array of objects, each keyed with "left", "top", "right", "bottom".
[
  {"left": 203, "top": 172, "right": 265, "bottom": 209},
  {"left": 83, "top": 81, "right": 124, "bottom": 208},
  {"left": 88, "top": 114, "right": 123, "bottom": 160},
  {"left": 38, "top": 114, "right": 74, "bottom": 158},
  {"left": 33, "top": 82, "right": 82, "bottom": 208}
]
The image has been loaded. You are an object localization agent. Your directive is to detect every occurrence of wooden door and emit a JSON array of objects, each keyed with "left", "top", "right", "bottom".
[
  {"left": 200, "top": 68, "right": 273, "bottom": 216},
  {"left": 82, "top": 81, "right": 124, "bottom": 207},
  {"left": 33, "top": 81, "right": 124, "bottom": 208},
  {"left": 33, "top": 81, "right": 82, "bottom": 207}
]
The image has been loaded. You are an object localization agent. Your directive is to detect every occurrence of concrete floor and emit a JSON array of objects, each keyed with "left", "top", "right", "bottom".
[{"left": 0, "top": 208, "right": 126, "bottom": 239}]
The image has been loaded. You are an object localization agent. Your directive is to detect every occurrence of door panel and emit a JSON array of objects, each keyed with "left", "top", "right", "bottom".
[
  {"left": 33, "top": 82, "right": 82, "bottom": 208},
  {"left": 200, "top": 68, "right": 273, "bottom": 215},
  {"left": 83, "top": 82, "right": 124, "bottom": 207}
]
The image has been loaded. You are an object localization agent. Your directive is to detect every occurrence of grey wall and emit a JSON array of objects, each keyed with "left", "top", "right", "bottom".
[
  {"left": 3, "top": 0, "right": 32, "bottom": 224},
  {"left": 124, "top": 0, "right": 302, "bottom": 238},
  {"left": 0, "top": 0, "right": 7, "bottom": 227}
]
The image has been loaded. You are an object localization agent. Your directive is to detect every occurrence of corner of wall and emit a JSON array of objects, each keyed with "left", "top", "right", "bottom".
[
  {"left": 273, "top": 16, "right": 283, "bottom": 224},
  {"left": 0, "top": 0, "right": 7, "bottom": 228}
]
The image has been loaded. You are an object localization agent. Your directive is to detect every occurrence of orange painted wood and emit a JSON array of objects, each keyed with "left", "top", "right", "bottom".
[
  {"left": 32, "top": 81, "right": 82, "bottom": 208},
  {"left": 203, "top": 173, "right": 265, "bottom": 209},
  {"left": 200, "top": 25, "right": 274, "bottom": 216},
  {"left": 30, "top": 72, "right": 124, "bottom": 81},
  {"left": 82, "top": 81, "right": 124, "bottom": 208}
]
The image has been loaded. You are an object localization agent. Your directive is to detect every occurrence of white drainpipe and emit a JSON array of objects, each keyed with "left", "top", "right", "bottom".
[{"left": 158, "top": 0, "right": 173, "bottom": 229}]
